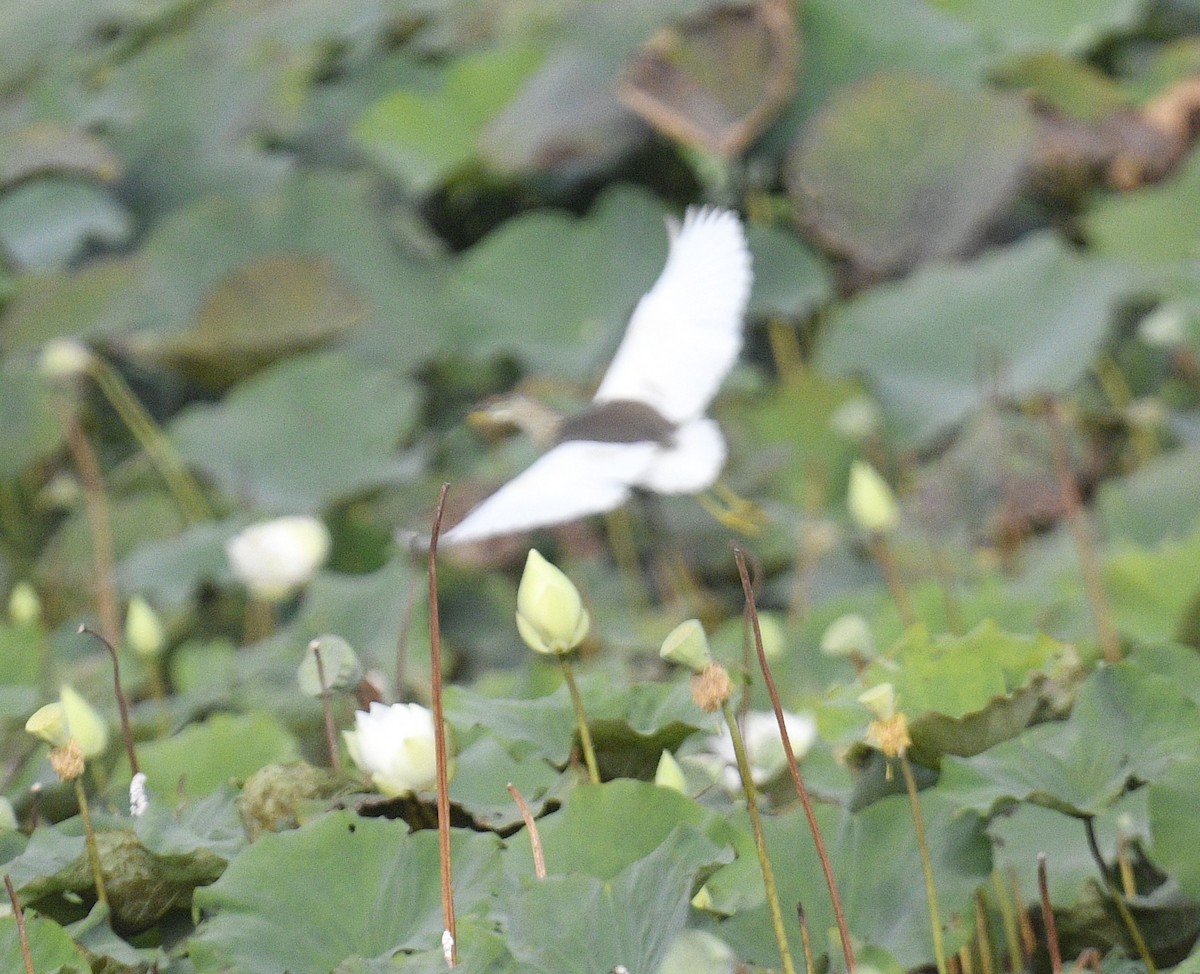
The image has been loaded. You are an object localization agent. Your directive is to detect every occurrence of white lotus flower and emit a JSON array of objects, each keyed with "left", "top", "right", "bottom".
[
  {"left": 707, "top": 710, "right": 817, "bottom": 787},
  {"left": 344, "top": 702, "right": 445, "bottom": 798},
  {"left": 226, "top": 516, "right": 331, "bottom": 602}
]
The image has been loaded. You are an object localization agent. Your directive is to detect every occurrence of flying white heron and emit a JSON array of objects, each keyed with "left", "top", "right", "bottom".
[{"left": 437, "top": 206, "right": 753, "bottom": 546}]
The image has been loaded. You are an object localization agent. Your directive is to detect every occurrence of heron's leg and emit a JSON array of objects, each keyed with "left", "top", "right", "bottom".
[{"left": 699, "top": 481, "right": 768, "bottom": 535}]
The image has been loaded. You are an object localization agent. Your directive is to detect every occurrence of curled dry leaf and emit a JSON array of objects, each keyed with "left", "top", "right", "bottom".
[{"left": 618, "top": 0, "right": 798, "bottom": 160}]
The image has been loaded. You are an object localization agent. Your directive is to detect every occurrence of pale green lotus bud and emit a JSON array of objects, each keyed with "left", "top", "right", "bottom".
[
  {"left": 0, "top": 797, "right": 16, "bottom": 831},
  {"left": 126, "top": 596, "right": 166, "bottom": 658},
  {"left": 515, "top": 549, "right": 590, "bottom": 656},
  {"left": 59, "top": 685, "right": 109, "bottom": 758},
  {"left": 659, "top": 619, "right": 712, "bottom": 672},
  {"left": 858, "top": 683, "right": 897, "bottom": 721},
  {"left": 8, "top": 581, "right": 41, "bottom": 626},
  {"left": 1138, "top": 303, "right": 1186, "bottom": 347},
  {"left": 39, "top": 339, "right": 94, "bottom": 379},
  {"left": 820, "top": 613, "right": 875, "bottom": 659},
  {"left": 755, "top": 613, "right": 786, "bottom": 660},
  {"left": 830, "top": 396, "right": 882, "bottom": 441},
  {"left": 344, "top": 701, "right": 449, "bottom": 797},
  {"left": 657, "top": 930, "right": 736, "bottom": 974},
  {"left": 25, "top": 702, "right": 70, "bottom": 747},
  {"left": 226, "top": 516, "right": 331, "bottom": 602},
  {"left": 298, "top": 635, "right": 362, "bottom": 696},
  {"left": 654, "top": 750, "right": 688, "bottom": 793},
  {"left": 847, "top": 460, "right": 899, "bottom": 535}
]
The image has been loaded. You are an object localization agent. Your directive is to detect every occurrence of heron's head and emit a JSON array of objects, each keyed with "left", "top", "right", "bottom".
[{"left": 467, "top": 393, "right": 564, "bottom": 449}]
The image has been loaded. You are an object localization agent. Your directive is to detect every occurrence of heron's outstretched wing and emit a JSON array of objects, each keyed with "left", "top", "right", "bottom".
[
  {"left": 439, "top": 440, "right": 659, "bottom": 545},
  {"left": 593, "top": 207, "right": 752, "bottom": 425}
]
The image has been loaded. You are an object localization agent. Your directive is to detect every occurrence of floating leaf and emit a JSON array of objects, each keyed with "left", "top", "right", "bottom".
[
  {"left": 191, "top": 812, "right": 503, "bottom": 974},
  {"left": 149, "top": 254, "right": 368, "bottom": 385},
  {"left": 786, "top": 73, "right": 1037, "bottom": 279},
  {"left": 816, "top": 232, "right": 1136, "bottom": 447},
  {"left": 0, "top": 178, "right": 130, "bottom": 270},
  {"left": 0, "top": 121, "right": 121, "bottom": 187},
  {"left": 354, "top": 45, "right": 544, "bottom": 193},
  {"left": 619, "top": 0, "right": 798, "bottom": 159},
  {"left": 120, "top": 711, "right": 301, "bottom": 801},
  {"left": 940, "top": 661, "right": 1200, "bottom": 818},
  {"left": 505, "top": 827, "right": 728, "bottom": 974},
  {"left": 170, "top": 350, "right": 422, "bottom": 512},
  {"left": 0, "top": 912, "right": 86, "bottom": 974},
  {"left": 934, "top": 0, "right": 1145, "bottom": 55},
  {"left": 0, "top": 355, "right": 61, "bottom": 477}
]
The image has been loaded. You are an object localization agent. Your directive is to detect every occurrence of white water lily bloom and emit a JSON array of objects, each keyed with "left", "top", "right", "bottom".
[
  {"left": 708, "top": 710, "right": 817, "bottom": 787},
  {"left": 39, "top": 338, "right": 94, "bottom": 379},
  {"left": 226, "top": 516, "right": 331, "bottom": 602},
  {"left": 438, "top": 207, "right": 752, "bottom": 545},
  {"left": 515, "top": 549, "right": 590, "bottom": 656},
  {"left": 8, "top": 581, "right": 41, "bottom": 625},
  {"left": 344, "top": 702, "right": 443, "bottom": 798}
]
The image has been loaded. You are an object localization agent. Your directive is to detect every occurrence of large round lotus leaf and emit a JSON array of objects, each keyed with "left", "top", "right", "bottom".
[
  {"left": 505, "top": 827, "right": 727, "bottom": 974},
  {"left": 169, "top": 350, "right": 421, "bottom": 511},
  {"left": 190, "top": 812, "right": 503, "bottom": 974},
  {"left": 940, "top": 662, "right": 1200, "bottom": 819},
  {"left": 353, "top": 45, "right": 544, "bottom": 194},
  {"left": 143, "top": 254, "right": 367, "bottom": 386},
  {"left": 0, "top": 258, "right": 141, "bottom": 353},
  {"left": 124, "top": 711, "right": 300, "bottom": 801},
  {"left": 815, "top": 232, "right": 1136, "bottom": 447},
  {"left": 0, "top": 912, "right": 85, "bottom": 973},
  {"left": 0, "top": 355, "right": 62, "bottom": 477},
  {"left": 0, "top": 178, "right": 130, "bottom": 270},
  {"left": 786, "top": 73, "right": 1037, "bottom": 278},
  {"left": 935, "top": 0, "right": 1145, "bottom": 55},
  {"left": 1085, "top": 150, "right": 1200, "bottom": 266}
]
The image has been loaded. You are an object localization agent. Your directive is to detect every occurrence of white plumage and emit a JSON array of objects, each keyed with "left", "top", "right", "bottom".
[{"left": 439, "top": 206, "right": 753, "bottom": 546}]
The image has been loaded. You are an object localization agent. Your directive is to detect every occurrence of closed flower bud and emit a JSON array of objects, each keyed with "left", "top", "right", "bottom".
[
  {"left": 847, "top": 460, "right": 899, "bottom": 535},
  {"left": 59, "top": 685, "right": 109, "bottom": 758},
  {"left": 26, "top": 702, "right": 70, "bottom": 747},
  {"left": 654, "top": 750, "right": 688, "bottom": 793},
  {"left": 8, "top": 581, "right": 41, "bottom": 626},
  {"left": 226, "top": 516, "right": 331, "bottom": 602},
  {"left": 298, "top": 635, "right": 363, "bottom": 697},
  {"left": 858, "top": 683, "right": 897, "bottom": 721},
  {"left": 820, "top": 613, "right": 875, "bottom": 659},
  {"left": 515, "top": 549, "right": 590, "bottom": 656},
  {"left": 344, "top": 701, "right": 448, "bottom": 798},
  {"left": 659, "top": 619, "right": 712, "bottom": 672},
  {"left": 39, "top": 339, "right": 94, "bottom": 380},
  {"left": 126, "top": 596, "right": 166, "bottom": 658}
]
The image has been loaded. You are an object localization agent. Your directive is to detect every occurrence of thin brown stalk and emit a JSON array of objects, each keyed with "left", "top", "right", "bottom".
[
  {"left": 1043, "top": 401, "right": 1121, "bottom": 663},
  {"left": 1037, "top": 854, "right": 1062, "bottom": 974},
  {"left": 311, "top": 643, "right": 341, "bottom": 773},
  {"left": 427, "top": 483, "right": 456, "bottom": 967},
  {"left": 507, "top": 783, "right": 546, "bottom": 879},
  {"left": 733, "top": 547, "right": 856, "bottom": 974},
  {"left": 79, "top": 625, "right": 138, "bottom": 776},
  {"left": 60, "top": 406, "right": 121, "bottom": 649},
  {"left": 4, "top": 873, "right": 35, "bottom": 974}
]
